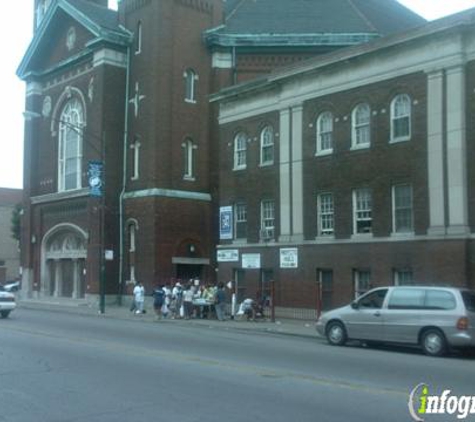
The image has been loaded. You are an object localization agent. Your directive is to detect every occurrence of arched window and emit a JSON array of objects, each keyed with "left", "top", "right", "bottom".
[
  {"left": 183, "top": 138, "right": 195, "bottom": 179},
  {"left": 316, "top": 111, "right": 333, "bottom": 154},
  {"left": 260, "top": 126, "right": 274, "bottom": 165},
  {"left": 127, "top": 221, "right": 138, "bottom": 283},
  {"left": 351, "top": 103, "right": 370, "bottom": 148},
  {"left": 184, "top": 69, "right": 197, "bottom": 102},
  {"left": 390, "top": 94, "right": 411, "bottom": 141},
  {"left": 233, "top": 132, "right": 247, "bottom": 170},
  {"left": 58, "top": 98, "right": 83, "bottom": 192},
  {"left": 135, "top": 21, "right": 142, "bottom": 54}
]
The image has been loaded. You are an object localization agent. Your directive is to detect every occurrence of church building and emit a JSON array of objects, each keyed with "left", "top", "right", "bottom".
[{"left": 18, "top": 0, "right": 441, "bottom": 315}]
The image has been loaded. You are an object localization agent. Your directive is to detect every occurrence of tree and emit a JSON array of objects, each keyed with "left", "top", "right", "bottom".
[{"left": 11, "top": 203, "right": 22, "bottom": 242}]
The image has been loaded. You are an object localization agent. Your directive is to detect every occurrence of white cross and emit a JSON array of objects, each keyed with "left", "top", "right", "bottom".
[{"left": 129, "top": 82, "right": 146, "bottom": 118}]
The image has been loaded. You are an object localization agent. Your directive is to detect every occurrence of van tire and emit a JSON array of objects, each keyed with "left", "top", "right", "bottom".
[
  {"left": 0, "top": 310, "right": 10, "bottom": 319},
  {"left": 326, "top": 321, "right": 347, "bottom": 346},
  {"left": 420, "top": 329, "right": 447, "bottom": 357}
]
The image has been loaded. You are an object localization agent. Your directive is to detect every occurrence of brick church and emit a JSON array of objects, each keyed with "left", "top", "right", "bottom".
[{"left": 19, "top": 0, "right": 474, "bottom": 315}]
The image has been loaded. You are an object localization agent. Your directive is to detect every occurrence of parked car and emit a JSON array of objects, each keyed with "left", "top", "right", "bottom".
[
  {"left": 316, "top": 286, "right": 475, "bottom": 356},
  {"left": 0, "top": 285, "right": 16, "bottom": 318},
  {"left": 3, "top": 280, "right": 20, "bottom": 292}
]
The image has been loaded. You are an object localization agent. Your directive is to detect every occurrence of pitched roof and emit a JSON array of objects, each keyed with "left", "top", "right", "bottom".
[{"left": 209, "top": 0, "right": 425, "bottom": 46}]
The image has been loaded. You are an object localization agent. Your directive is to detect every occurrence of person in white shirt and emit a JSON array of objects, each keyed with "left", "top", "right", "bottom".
[{"left": 133, "top": 281, "right": 145, "bottom": 314}]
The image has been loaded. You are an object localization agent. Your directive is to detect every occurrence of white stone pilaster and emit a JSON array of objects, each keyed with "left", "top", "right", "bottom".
[
  {"left": 426, "top": 71, "right": 446, "bottom": 235},
  {"left": 446, "top": 65, "right": 469, "bottom": 235},
  {"left": 279, "top": 108, "right": 292, "bottom": 241},
  {"left": 291, "top": 104, "right": 304, "bottom": 241}
]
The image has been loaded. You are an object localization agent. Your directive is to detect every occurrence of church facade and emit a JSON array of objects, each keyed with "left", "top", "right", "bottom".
[{"left": 22, "top": 0, "right": 469, "bottom": 316}]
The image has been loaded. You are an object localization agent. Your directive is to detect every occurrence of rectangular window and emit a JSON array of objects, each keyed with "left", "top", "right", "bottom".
[
  {"left": 354, "top": 269, "right": 371, "bottom": 298},
  {"left": 393, "top": 184, "right": 413, "bottom": 233},
  {"left": 317, "top": 193, "right": 334, "bottom": 236},
  {"left": 394, "top": 269, "right": 413, "bottom": 286},
  {"left": 260, "top": 200, "right": 275, "bottom": 240},
  {"left": 234, "top": 203, "right": 247, "bottom": 239},
  {"left": 353, "top": 188, "right": 372, "bottom": 234}
]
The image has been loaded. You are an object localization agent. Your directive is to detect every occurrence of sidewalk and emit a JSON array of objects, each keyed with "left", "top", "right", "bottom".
[{"left": 17, "top": 297, "right": 319, "bottom": 340}]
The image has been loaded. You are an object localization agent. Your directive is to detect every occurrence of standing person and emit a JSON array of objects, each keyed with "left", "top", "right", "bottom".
[
  {"left": 133, "top": 281, "right": 145, "bottom": 314},
  {"left": 152, "top": 285, "right": 165, "bottom": 320},
  {"left": 161, "top": 283, "right": 172, "bottom": 318},
  {"left": 183, "top": 284, "right": 194, "bottom": 320},
  {"left": 214, "top": 282, "right": 226, "bottom": 321},
  {"left": 171, "top": 282, "right": 183, "bottom": 319}
]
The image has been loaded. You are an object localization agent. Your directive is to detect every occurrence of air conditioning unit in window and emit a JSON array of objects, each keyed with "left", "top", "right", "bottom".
[{"left": 260, "top": 228, "right": 274, "bottom": 241}]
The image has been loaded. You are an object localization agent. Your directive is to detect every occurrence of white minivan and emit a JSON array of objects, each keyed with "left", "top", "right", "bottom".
[{"left": 316, "top": 286, "right": 475, "bottom": 356}]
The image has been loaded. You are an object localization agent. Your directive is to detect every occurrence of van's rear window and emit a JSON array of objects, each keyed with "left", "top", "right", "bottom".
[{"left": 462, "top": 291, "right": 475, "bottom": 312}]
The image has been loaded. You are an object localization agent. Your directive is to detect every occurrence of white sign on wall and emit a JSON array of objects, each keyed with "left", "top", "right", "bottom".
[
  {"left": 217, "top": 249, "right": 239, "bottom": 262},
  {"left": 280, "top": 248, "right": 298, "bottom": 268},
  {"left": 242, "top": 253, "right": 261, "bottom": 269}
]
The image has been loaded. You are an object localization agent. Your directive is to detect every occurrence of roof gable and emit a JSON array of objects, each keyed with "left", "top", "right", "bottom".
[{"left": 18, "top": 0, "right": 129, "bottom": 79}]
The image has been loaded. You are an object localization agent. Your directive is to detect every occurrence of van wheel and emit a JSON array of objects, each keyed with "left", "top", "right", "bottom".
[
  {"left": 421, "top": 329, "right": 447, "bottom": 357},
  {"left": 326, "top": 321, "right": 347, "bottom": 346},
  {"left": 0, "top": 311, "right": 10, "bottom": 319}
]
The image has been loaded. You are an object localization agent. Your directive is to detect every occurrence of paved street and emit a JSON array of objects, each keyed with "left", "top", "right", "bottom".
[{"left": 1, "top": 306, "right": 474, "bottom": 422}]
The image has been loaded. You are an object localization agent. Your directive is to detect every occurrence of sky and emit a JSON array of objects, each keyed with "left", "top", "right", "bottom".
[{"left": 1, "top": 0, "right": 475, "bottom": 190}]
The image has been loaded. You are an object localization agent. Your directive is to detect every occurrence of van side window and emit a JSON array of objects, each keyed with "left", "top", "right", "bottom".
[
  {"left": 425, "top": 290, "right": 456, "bottom": 310},
  {"left": 387, "top": 289, "right": 425, "bottom": 309},
  {"left": 358, "top": 289, "right": 387, "bottom": 309}
]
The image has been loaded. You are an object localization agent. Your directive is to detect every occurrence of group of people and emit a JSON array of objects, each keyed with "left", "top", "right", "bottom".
[{"left": 130, "top": 280, "right": 227, "bottom": 321}]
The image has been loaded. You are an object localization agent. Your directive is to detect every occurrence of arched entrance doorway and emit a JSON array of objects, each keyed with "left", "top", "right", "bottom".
[{"left": 41, "top": 225, "right": 87, "bottom": 299}]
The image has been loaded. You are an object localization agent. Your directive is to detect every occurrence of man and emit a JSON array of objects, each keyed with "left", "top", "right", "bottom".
[{"left": 133, "top": 281, "right": 145, "bottom": 314}]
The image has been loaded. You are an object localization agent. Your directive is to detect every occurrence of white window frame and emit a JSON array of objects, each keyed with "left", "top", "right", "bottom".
[
  {"left": 234, "top": 203, "right": 247, "bottom": 240},
  {"left": 353, "top": 188, "right": 372, "bottom": 235},
  {"left": 392, "top": 184, "right": 414, "bottom": 234},
  {"left": 260, "top": 200, "right": 275, "bottom": 240},
  {"left": 354, "top": 269, "right": 371, "bottom": 299},
  {"left": 260, "top": 126, "right": 274, "bottom": 166},
  {"left": 58, "top": 98, "right": 83, "bottom": 192},
  {"left": 394, "top": 269, "right": 414, "bottom": 286},
  {"left": 233, "top": 133, "right": 247, "bottom": 170},
  {"left": 128, "top": 222, "right": 137, "bottom": 282},
  {"left": 130, "top": 138, "right": 141, "bottom": 181},
  {"left": 351, "top": 103, "right": 371, "bottom": 149},
  {"left": 135, "top": 21, "right": 142, "bottom": 55},
  {"left": 390, "top": 94, "right": 411, "bottom": 142},
  {"left": 184, "top": 69, "right": 198, "bottom": 103},
  {"left": 316, "top": 111, "right": 333, "bottom": 155},
  {"left": 317, "top": 192, "right": 334, "bottom": 236},
  {"left": 183, "top": 138, "right": 195, "bottom": 180}
]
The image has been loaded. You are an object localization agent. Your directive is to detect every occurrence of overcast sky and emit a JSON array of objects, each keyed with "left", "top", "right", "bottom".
[{"left": 1, "top": 0, "right": 475, "bottom": 190}]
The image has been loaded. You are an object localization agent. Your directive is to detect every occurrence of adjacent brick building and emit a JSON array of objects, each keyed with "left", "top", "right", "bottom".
[
  {"left": 0, "top": 188, "right": 22, "bottom": 284},
  {"left": 214, "top": 10, "right": 475, "bottom": 317}
]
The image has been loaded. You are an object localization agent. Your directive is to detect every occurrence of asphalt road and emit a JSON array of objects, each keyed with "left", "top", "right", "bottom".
[{"left": 1, "top": 308, "right": 473, "bottom": 422}]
